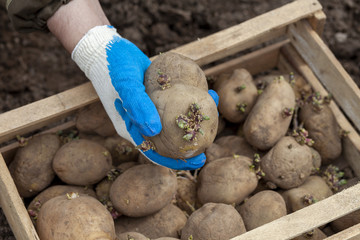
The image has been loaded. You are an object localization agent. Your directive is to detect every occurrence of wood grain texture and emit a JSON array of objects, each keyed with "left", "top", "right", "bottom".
[
  {"left": 288, "top": 20, "right": 360, "bottom": 133},
  {"left": 0, "top": 154, "right": 40, "bottom": 240},
  {"left": 231, "top": 183, "right": 360, "bottom": 240}
]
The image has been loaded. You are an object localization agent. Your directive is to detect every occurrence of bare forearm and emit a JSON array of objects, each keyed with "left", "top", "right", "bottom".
[{"left": 47, "top": 0, "right": 110, "bottom": 53}]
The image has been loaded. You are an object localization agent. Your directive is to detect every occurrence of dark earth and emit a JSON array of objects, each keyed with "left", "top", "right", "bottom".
[{"left": 0, "top": 0, "right": 359, "bottom": 239}]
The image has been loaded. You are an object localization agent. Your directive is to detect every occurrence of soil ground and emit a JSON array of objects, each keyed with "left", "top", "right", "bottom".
[{"left": 0, "top": 0, "right": 359, "bottom": 239}]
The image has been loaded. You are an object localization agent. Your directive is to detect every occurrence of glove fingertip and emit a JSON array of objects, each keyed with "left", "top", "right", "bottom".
[{"left": 208, "top": 89, "right": 219, "bottom": 107}]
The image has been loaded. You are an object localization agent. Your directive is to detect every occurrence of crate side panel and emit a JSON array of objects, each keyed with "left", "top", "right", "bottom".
[
  {"left": 280, "top": 44, "right": 360, "bottom": 177},
  {"left": 231, "top": 183, "right": 360, "bottom": 240},
  {"left": 288, "top": 20, "right": 360, "bottom": 132},
  {"left": 0, "top": 154, "right": 39, "bottom": 240}
]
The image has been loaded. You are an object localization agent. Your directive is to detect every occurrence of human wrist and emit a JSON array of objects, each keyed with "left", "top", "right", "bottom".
[{"left": 47, "top": 0, "right": 110, "bottom": 53}]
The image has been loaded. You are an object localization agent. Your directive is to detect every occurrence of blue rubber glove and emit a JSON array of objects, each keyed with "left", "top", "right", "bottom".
[{"left": 72, "top": 25, "right": 219, "bottom": 170}]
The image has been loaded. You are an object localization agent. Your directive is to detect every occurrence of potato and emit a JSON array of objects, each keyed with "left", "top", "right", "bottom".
[
  {"left": 104, "top": 135, "right": 139, "bottom": 165},
  {"left": 52, "top": 139, "right": 112, "bottom": 186},
  {"left": 237, "top": 190, "right": 287, "bottom": 230},
  {"left": 282, "top": 176, "right": 333, "bottom": 213},
  {"left": 261, "top": 136, "right": 313, "bottom": 189},
  {"left": 115, "top": 204, "right": 187, "bottom": 239},
  {"left": 243, "top": 76, "right": 296, "bottom": 150},
  {"left": 175, "top": 177, "right": 197, "bottom": 215},
  {"left": 254, "top": 72, "right": 310, "bottom": 100},
  {"left": 144, "top": 52, "right": 218, "bottom": 159},
  {"left": 110, "top": 164, "right": 177, "bottom": 217},
  {"left": 204, "top": 142, "right": 230, "bottom": 163},
  {"left": 291, "top": 228, "right": 327, "bottom": 240},
  {"left": 10, "top": 133, "right": 61, "bottom": 198},
  {"left": 330, "top": 209, "right": 360, "bottom": 232},
  {"left": 299, "top": 102, "right": 342, "bottom": 164},
  {"left": 214, "top": 68, "right": 258, "bottom": 123},
  {"left": 181, "top": 203, "right": 246, "bottom": 240},
  {"left": 197, "top": 155, "right": 258, "bottom": 205},
  {"left": 27, "top": 185, "right": 96, "bottom": 224},
  {"left": 76, "top": 102, "right": 116, "bottom": 137},
  {"left": 215, "top": 135, "right": 256, "bottom": 159},
  {"left": 36, "top": 194, "right": 116, "bottom": 240},
  {"left": 117, "top": 232, "right": 148, "bottom": 240}
]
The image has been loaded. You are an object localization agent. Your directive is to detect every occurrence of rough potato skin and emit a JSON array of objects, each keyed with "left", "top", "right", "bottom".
[
  {"left": 52, "top": 139, "right": 112, "bottom": 186},
  {"left": 145, "top": 52, "right": 208, "bottom": 92},
  {"left": 76, "top": 102, "right": 116, "bottom": 137},
  {"left": 282, "top": 176, "right": 333, "bottom": 213},
  {"left": 36, "top": 195, "right": 116, "bottom": 240},
  {"left": 261, "top": 136, "right": 313, "bottom": 189},
  {"left": 299, "top": 103, "right": 342, "bottom": 164},
  {"left": 110, "top": 164, "right": 177, "bottom": 217},
  {"left": 175, "top": 177, "right": 197, "bottom": 215},
  {"left": 215, "top": 68, "right": 258, "bottom": 123},
  {"left": 238, "top": 190, "right": 287, "bottom": 230},
  {"left": 145, "top": 84, "right": 218, "bottom": 159},
  {"left": 104, "top": 135, "right": 139, "bottom": 165},
  {"left": 181, "top": 203, "right": 246, "bottom": 240},
  {"left": 197, "top": 156, "right": 258, "bottom": 205},
  {"left": 144, "top": 52, "right": 218, "bottom": 159},
  {"left": 215, "top": 135, "right": 256, "bottom": 160},
  {"left": 10, "top": 134, "right": 61, "bottom": 198},
  {"left": 28, "top": 185, "right": 96, "bottom": 225},
  {"left": 115, "top": 204, "right": 187, "bottom": 239},
  {"left": 243, "top": 77, "right": 296, "bottom": 150}
]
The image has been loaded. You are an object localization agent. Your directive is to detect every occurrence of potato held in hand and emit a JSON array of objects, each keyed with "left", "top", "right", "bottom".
[
  {"left": 144, "top": 52, "right": 218, "bottom": 159},
  {"left": 244, "top": 76, "right": 296, "bottom": 150}
]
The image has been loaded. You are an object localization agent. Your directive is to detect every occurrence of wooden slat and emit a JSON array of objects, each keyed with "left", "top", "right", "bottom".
[
  {"left": 231, "top": 183, "right": 360, "bottom": 240},
  {"left": 325, "top": 223, "right": 360, "bottom": 240},
  {"left": 0, "top": 154, "right": 40, "bottom": 240},
  {"left": 280, "top": 44, "right": 360, "bottom": 177},
  {"left": 308, "top": 10, "right": 327, "bottom": 36},
  {"left": 0, "top": 83, "right": 98, "bottom": 144},
  {"left": 203, "top": 39, "right": 289, "bottom": 77},
  {"left": 0, "top": 120, "right": 77, "bottom": 165},
  {"left": 171, "top": 0, "right": 321, "bottom": 66},
  {"left": 288, "top": 20, "right": 360, "bottom": 133}
]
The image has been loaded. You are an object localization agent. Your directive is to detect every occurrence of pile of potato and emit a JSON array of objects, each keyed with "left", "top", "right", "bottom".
[{"left": 9, "top": 53, "right": 359, "bottom": 240}]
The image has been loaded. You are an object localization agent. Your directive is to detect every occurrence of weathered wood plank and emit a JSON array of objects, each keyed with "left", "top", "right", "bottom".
[
  {"left": 231, "top": 183, "right": 360, "bottom": 240},
  {"left": 0, "top": 154, "right": 40, "bottom": 240},
  {"left": 0, "top": 83, "right": 98, "bottom": 144},
  {"left": 288, "top": 20, "right": 360, "bottom": 133},
  {"left": 280, "top": 44, "right": 360, "bottom": 177},
  {"left": 308, "top": 10, "right": 327, "bottom": 36}
]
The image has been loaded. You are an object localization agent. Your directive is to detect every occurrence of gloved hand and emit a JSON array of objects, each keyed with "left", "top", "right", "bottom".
[{"left": 72, "top": 25, "right": 219, "bottom": 170}]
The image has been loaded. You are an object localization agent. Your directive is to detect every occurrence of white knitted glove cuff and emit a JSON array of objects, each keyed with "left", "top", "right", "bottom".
[{"left": 70, "top": 25, "right": 134, "bottom": 144}]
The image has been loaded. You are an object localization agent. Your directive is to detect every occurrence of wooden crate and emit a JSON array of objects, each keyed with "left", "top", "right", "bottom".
[{"left": 1, "top": 0, "right": 360, "bottom": 239}]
